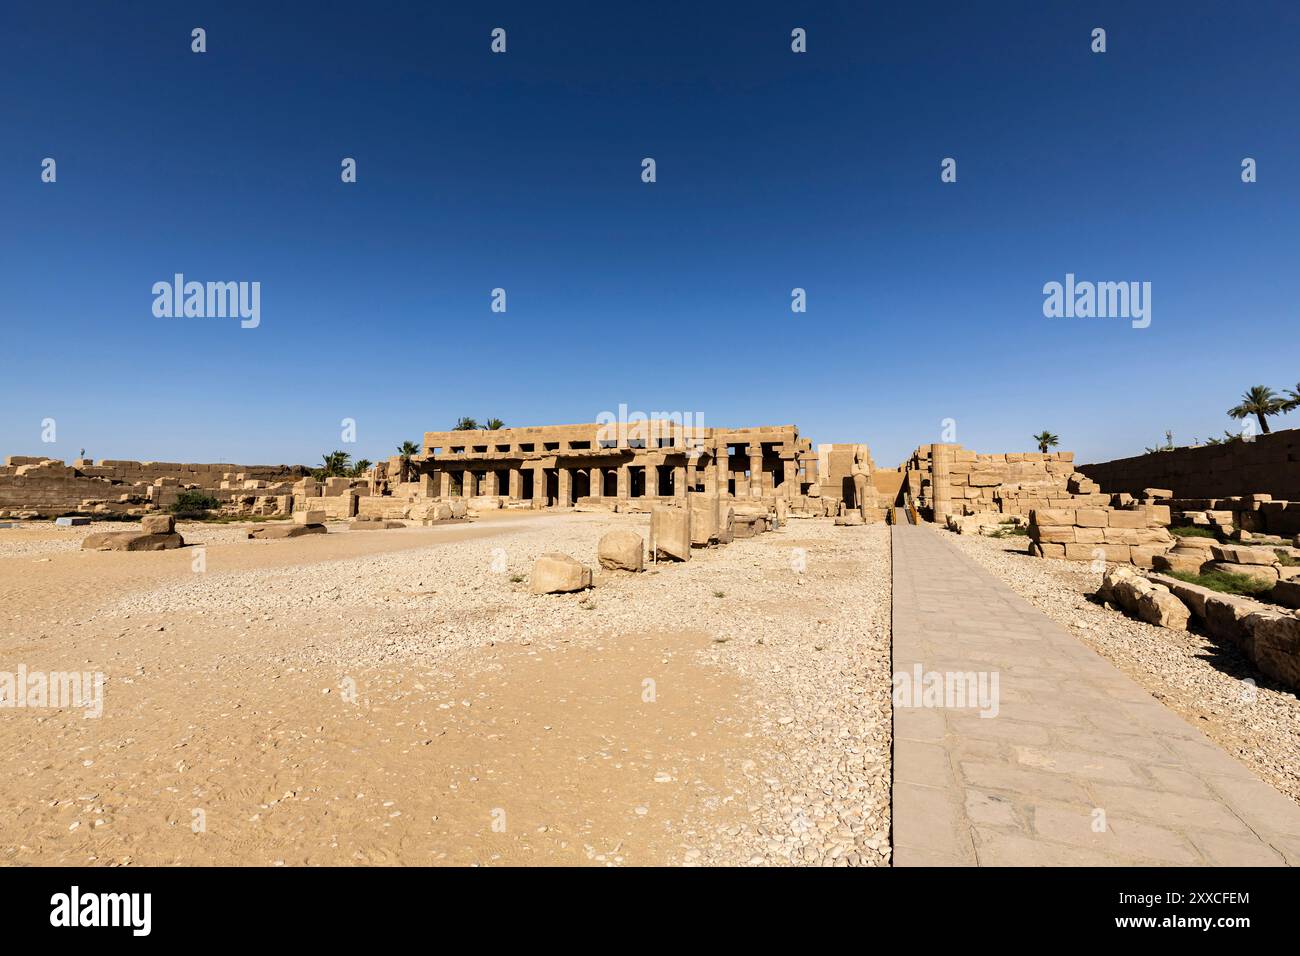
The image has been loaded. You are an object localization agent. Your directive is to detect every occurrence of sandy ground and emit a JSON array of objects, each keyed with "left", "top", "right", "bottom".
[
  {"left": 0, "top": 511, "right": 891, "bottom": 866},
  {"left": 945, "top": 530, "right": 1300, "bottom": 806}
]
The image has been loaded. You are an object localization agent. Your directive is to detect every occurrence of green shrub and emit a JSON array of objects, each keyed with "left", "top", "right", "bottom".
[
  {"left": 1274, "top": 549, "right": 1299, "bottom": 567},
  {"left": 1170, "top": 526, "right": 1217, "bottom": 538},
  {"left": 1167, "top": 569, "right": 1274, "bottom": 596},
  {"left": 170, "top": 492, "right": 220, "bottom": 518}
]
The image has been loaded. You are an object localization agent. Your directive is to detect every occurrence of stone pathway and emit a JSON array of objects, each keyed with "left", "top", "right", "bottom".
[{"left": 891, "top": 523, "right": 1300, "bottom": 866}]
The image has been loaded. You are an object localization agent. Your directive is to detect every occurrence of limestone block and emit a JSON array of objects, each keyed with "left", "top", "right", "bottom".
[
  {"left": 529, "top": 553, "right": 592, "bottom": 594},
  {"left": 1152, "top": 551, "right": 1205, "bottom": 575},
  {"left": 598, "top": 530, "right": 644, "bottom": 572},
  {"left": 1142, "top": 488, "right": 1174, "bottom": 500},
  {"left": 650, "top": 506, "right": 691, "bottom": 561},
  {"left": 1271, "top": 580, "right": 1300, "bottom": 609},
  {"left": 1204, "top": 561, "right": 1280, "bottom": 584},
  {"left": 1248, "top": 612, "right": 1300, "bottom": 688},
  {"left": 248, "top": 524, "right": 327, "bottom": 539},
  {"left": 1031, "top": 525, "right": 1075, "bottom": 544},
  {"left": 294, "top": 510, "right": 326, "bottom": 526},
  {"left": 1210, "top": 544, "right": 1276, "bottom": 566},
  {"left": 1075, "top": 509, "right": 1109, "bottom": 528},
  {"left": 1099, "top": 566, "right": 1190, "bottom": 630},
  {"left": 82, "top": 531, "right": 185, "bottom": 551},
  {"left": 140, "top": 514, "right": 175, "bottom": 534},
  {"left": 1171, "top": 535, "right": 1217, "bottom": 551}
]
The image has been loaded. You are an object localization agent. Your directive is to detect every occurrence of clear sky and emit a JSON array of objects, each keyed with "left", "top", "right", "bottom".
[{"left": 3, "top": 1, "right": 1298, "bottom": 469}]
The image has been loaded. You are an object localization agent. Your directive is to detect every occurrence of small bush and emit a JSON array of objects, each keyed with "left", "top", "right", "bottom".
[
  {"left": 1170, "top": 526, "right": 1217, "bottom": 538},
  {"left": 1167, "top": 569, "right": 1274, "bottom": 596},
  {"left": 170, "top": 492, "right": 220, "bottom": 518},
  {"left": 1274, "top": 549, "right": 1299, "bottom": 567}
]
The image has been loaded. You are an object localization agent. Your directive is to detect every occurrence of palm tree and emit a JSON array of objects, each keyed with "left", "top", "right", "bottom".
[
  {"left": 1227, "top": 386, "right": 1286, "bottom": 435},
  {"left": 396, "top": 440, "right": 420, "bottom": 482},
  {"left": 1031, "top": 431, "right": 1059, "bottom": 454},
  {"left": 485, "top": 418, "right": 505, "bottom": 430},
  {"left": 1283, "top": 383, "right": 1300, "bottom": 413},
  {"left": 320, "top": 450, "right": 352, "bottom": 477},
  {"left": 453, "top": 417, "right": 479, "bottom": 431},
  {"left": 350, "top": 459, "right": 372, "bottom": 478}
]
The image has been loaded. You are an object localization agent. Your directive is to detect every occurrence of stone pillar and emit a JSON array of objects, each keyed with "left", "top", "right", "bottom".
[
  {"left": 617, "top": 464, "right": 630, "bottom": 500},
  {"left": 675, "top": 464, "right": 688, "bottom": 499},
  {"left": 932, "top": 444, "right": 953, "bottom": 524},
  {"left": 589, "top": 467, "right": 602, "bottom": 499},
  {"left": 508, "top": 468, "right": 522, "bottom": 500},
  {"left": 463, "top": 470, "right": 477, "bottom": 499},
  {"left": 713, "top": 446, "right": 729, "bottom": 494},
  {"left": 749, "top": 447, "right": 764, "bottom": 497},
  {"left": 438, "top": 471, "right": 451, "bottom": 499},
  {"left": 782, "top": 459, "right": 797, "bottom": 497},
  {"left": 531, "top": 465, "right": 546, "bottom": 508},
  {"left": 484, "top": 470, "right": 499, "bottom": 496},
  {"left": 558, "top": 467, "right": 572, "bottom": 506},
  {"left": 645, "top": 463, "right": 659, "bottom": 498}
]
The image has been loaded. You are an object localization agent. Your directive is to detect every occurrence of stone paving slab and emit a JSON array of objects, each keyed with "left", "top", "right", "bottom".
[{"left": 891, "top": 523, "right": 1300, "bottom": 866}]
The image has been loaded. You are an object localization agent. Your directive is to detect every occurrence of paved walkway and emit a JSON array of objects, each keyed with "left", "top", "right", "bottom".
[{"left": 891, "top": 523, "right": 1300, "bottom": 866}]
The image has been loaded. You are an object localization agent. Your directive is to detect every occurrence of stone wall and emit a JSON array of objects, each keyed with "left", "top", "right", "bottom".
[
  {"left": 1079, "top": 428, "right": 1300, "bottom": 501},
  {"left": 906, "top": 444, "right": 1076, "bottom": 519}
]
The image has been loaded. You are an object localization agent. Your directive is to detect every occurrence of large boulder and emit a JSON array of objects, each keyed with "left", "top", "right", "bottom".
[
  {"left": 598, "top": 530, "right": 644, "bottom": 572},
  {"left": 530, "top": 553, "right": 592, "bottom": 594},
  {"left": 82, "top": 531, "right": 185, "bottom": 551},
  {"left": 650, "top": 506, "right": 691, "bottom": 561}
]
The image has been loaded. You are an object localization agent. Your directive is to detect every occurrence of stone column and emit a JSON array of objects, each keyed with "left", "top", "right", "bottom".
[
  {"left": 589, "top": 467, "right": 602, "bottom": 500},
  {"left": 749, "top": 447, "right": 764, "bottom": 497},
  {"left": 932, "top": 444, "right": 953, "bottom": 524},
  {"left": 484, "top": 470, "right": 499, "bottom": 496},
  {"left": 531, "top": 465, "right": 546, "bottom": 508},
  {"left": 645, "top": 463, "right": 659, "bottom": 498},
  {"left": 782, "top": 458, "right": 797, "bottom": 497},
  {"left": 439, "top": 471, "right": 451, "bottom": 499},
  {"left": 558, "top": 467, "right": 572, "bottom": 506},
  {"left": 675, "top": 464, "right": 688, "bottom": 499},
  {"left": 508, "top": 468, "right": 522, "bottom": 500},
  {"left": 463, "top": 470, "right": 476, "bottom": 498},
  {"left": 617, "top": 464, "right": 630, "bottom": 500}
]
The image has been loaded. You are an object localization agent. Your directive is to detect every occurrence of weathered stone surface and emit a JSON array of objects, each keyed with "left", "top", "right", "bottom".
[
  {"left": 349, "top": 519, "right": 404, "bottom": 530},
  {"left": 1210, "top": 544, "right": 1277, "bottom": 566},
  {"left": 529, "top": 552, "right": 592, "bottom": 594},
  {"left": 294, "top": 510, "right": 326, "bottom": 526},
  {"left": 248, "top": 524, "right": 327, "bottom": 539},
  {"left": 1171, "top": 535, "right": 1218, "bottom": 551},
  {"left": 1271, "top": 580, "right": 1300, "bottom": 609},
  {"left": 140, "top": 514, "right": 176, "bottom": 534},
  {"left": 1204, "top": 561, "right": 1280, "bottom": 584},
  {"left": 834, "top": 512, "right": 864, "bottom": 527},
  {"left": 1142, "top": 488, "right": 1174, "bottom": 499},
  {"left": 1099, "top": 566, "right": 1189, "bottom": 630},
  {"left": 82, "top": 531, "right": 185, "bottom": 551},
  {"left": 650, "top": 506, "right": 691, "bottom": 561},
  {"left": 597, "top": 530, "right": 644, "bottom": 571},
  {"left": 54, "top": 516, "right": 91, "bottom": 527},
  {"left": 1152, "top": 551, "right": 1205, "bottom": 575},
  {"left": 1248, "top": 613, "right": 1300, "bottom": 688}
]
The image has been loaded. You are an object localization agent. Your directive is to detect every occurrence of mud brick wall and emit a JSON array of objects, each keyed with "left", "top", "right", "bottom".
[{"left": 1079, "top": 429, "right": 1300, "bottom": 501}]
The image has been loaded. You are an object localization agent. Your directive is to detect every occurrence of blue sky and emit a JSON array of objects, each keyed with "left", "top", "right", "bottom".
[{"left": 3, "top": 1, "right": 1298, "bottom": 469}]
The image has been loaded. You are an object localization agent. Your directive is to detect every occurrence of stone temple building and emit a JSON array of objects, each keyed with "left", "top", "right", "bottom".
[{"left": 406, "top": 422, "right": 882, "bottom": 515}]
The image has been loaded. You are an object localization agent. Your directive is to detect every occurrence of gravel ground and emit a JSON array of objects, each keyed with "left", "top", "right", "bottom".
[
  {"left": 944, "top": 530, "right": 1300, "bottom": 805},
  {"left": 112, "top": 512, "right": 893, "bottom": 866}
]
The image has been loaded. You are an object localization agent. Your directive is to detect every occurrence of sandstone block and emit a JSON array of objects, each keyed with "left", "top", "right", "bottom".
[
  {"left": 1152, "top": 551, "right": 1205, "bottom": 575},
  {"left": 294, "top": 510, "right": 326, "bottom": 526},
  {"left": 82, "top": 531, "right": 184, "bottom": 551},
  {"left": 597, "top": 530, "right": 644, "bottom": 572},
  {"left": 1075, "top": 508, "right": 1109, "bottom": 528},
  {"left": 529, "top": 553, "right": 592, "bottom": 594},
  {"left": 1032, "top": 508, "right": 1075, "bottom": 527},
  {"left": 1142, "top": 488, "right": 1173, "bottom": 500},
  {"left": 650, "top": 506, "right": 691, "bottom": 561},
  {"left": 1210, "top": 545, "right": 1277, "bottom": 566},
  {"left": 1204, "top": 561, "right": 1280, "bottom": 584},
  {"left": 1107, "top": 510, "right": 1148, "bottom": 529},
  {"left": 1272, "top": 580, "right": 1300, "bottom": 609},
  {"left": 248, "top": 524, "right": 327, "bottom": 539}
]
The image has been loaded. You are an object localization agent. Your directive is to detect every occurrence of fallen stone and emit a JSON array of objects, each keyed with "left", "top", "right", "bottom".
[
  {"left": 82, "top": 531, "right": 185, "bottom": 551},
  {"left": 140, "top": 514, "right": 175, "bottom": 534},
  {"left": 1152, "top": 551, "right": 1204, "bottom": 575},
  {"left": 294, "top": 510, "right": 326, "bottom": 526},
  {"left": 248, "top": 524, "right": 327, "bottom": 539},
  {"left": 1098, "top": 566, "right": 1189, "bottom": 630},
  {"left": 650, "top": 506, "right": 691, "bottom": 561},
  {"left": 54, "top": 516, "right": 91, "bottom": 527},
  {"left": 1210, "top": 544, "right": 1277, "bottom": 566},
  {"left": 530, "top": 553, "right": 592, "bottom": 594},
  {"left": 1204, "top": 561, "right": 1280, "bottom": 584},
  {"left": 1272, "top": 580, "right": 1300, "bottom": 609},
  {"left": 349, "top": 519, "right": 404, "bottom": 531},
  {"left": 597, "top": 530, "right": 644, "bottom": 572}
]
